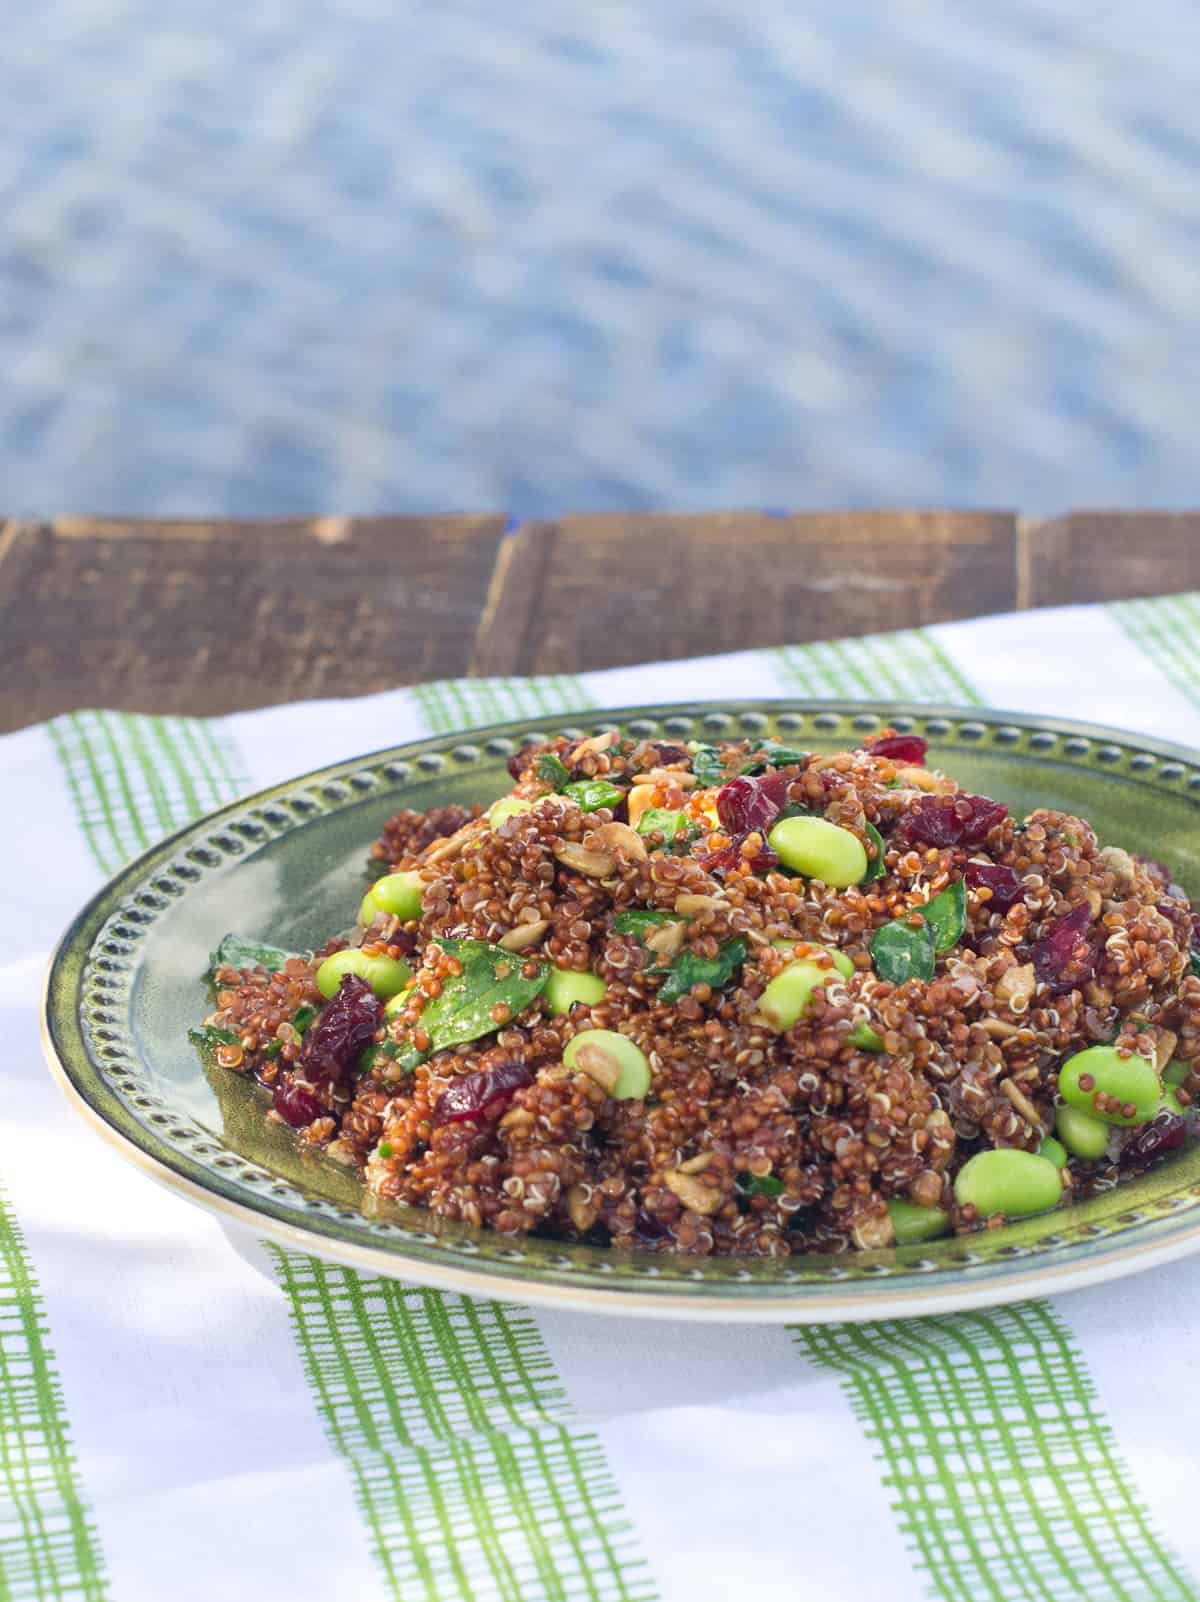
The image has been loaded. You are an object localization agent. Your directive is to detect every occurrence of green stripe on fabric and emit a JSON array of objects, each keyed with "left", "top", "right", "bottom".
[
  {"left": 0, "top": 1187, "right": 107, "bottom": 1601},
  {"left": 45, "top": 711, "right": 249, "bottom": 874},
  {"left": 48, "top": 701, "right": 655, "bottom": 1602},
  {"left": 796, "top": 1307, "right": 1191, "bottom": 1602},
  {"left": 770, "top": 628, "right": 982, "bottom": 705},
  {"left": 1110, "top": 594, "right": 1200, "bottom": 708},
  {"left": 411, "top": 676, "right": 595, "bottom": 736},
  {"left": 270, "top": 1255, "right": 652, "bottom": 1602}
]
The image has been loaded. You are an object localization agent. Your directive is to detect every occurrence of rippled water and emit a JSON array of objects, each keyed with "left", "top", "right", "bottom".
[{"left": 2, "top": 2, "right": 1199, "bottom": 517}]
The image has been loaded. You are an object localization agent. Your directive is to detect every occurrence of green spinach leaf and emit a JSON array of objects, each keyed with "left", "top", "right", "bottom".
[
  {"left": 689, "top": 743, "right": 724, "bottom": 788},
  {"left": 736, "top": 1171, "right": 784, "bottom": 1200},
  {"left": 392, "top": 938, "right": 551, "bottom": 1072},
  {"left": 741, "top": 743, "right": 808, "bottom": 775},
  {"left": 536, "top": 752, "right": 572, "bottom": 791},
  {"left": 658, "top": 937, "right": 747, "bottom": 1004},
  {"left": 188, "top": 1024, "right": 240, "bottom": 1056},
  {"left": 871, "top": 919, "right": 935, "bottom": 986},
  {"left": 861, "top": 821, "right": 887, "bottom": 883},
  {"left": 208, "top": 934, "right": 301, "bottom": 976},
  {"left": 922, "top": 879, "right": 967, "bottom": 955}
]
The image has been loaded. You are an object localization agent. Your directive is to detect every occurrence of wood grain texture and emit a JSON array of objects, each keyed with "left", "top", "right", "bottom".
[
  {"left": 1, "top": 516, "right": 508, "bottom": 731},
  {"left": 1023, "top": 512, "right": 1200, "bottom": 608},
  {"left": 471, "top": 510, "right": 1018, "bottom": 677}
]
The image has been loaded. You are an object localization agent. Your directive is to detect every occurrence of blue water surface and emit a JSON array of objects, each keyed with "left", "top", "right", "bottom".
[{"left": 2, "top": 1, "right": 1199, "bottom": 518}]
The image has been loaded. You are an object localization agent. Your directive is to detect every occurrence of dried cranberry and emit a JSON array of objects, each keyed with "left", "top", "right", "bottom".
[
  {"left": 901, "top": 793, "right": 1009, "bottom": 848},
  {"left": 1119, "top": 1108, "right": 1187, "bottom": 1168},
  {"left": 431, "top": 1061, "right": 532, "bottom": 1127},
  {"left": 272, "top": 1080, "right": 324, "bottom": 1128},
  {"left": 634, "top": 1207, "right": 669, "bottom": 1242},
  {"left": 716, "top": 774, "right": 787, "bottom": 836},
  {"left": 865, "top": 734, "right": 928, "bottom": 765},
  {"left": 965, "top": 861, "right": 1023, "bottom": 914},
  {"left": 699, "top": 836, "right": 779, "bottom": 876},
  {"left": 297, "top": 973, "right": 382, "bottom": 1088},
  {"left": 1030, "top": 902, "right": 1097, "bottom": 995}
]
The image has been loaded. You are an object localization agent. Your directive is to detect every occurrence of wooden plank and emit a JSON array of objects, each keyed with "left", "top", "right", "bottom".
[
  {"left": 473, "top": 510, "right": 1018, "bottom": 676},
  {"left": 0, "top": 516, "right": 509, "bottom": 733},
  {"left": 1022, "top": 511, "right": 1200, "bottom": 608}
]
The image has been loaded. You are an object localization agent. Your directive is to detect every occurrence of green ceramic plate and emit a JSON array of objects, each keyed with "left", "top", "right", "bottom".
[{"left": 41, "top": 701, "right": 1200, "bottom": 1322}]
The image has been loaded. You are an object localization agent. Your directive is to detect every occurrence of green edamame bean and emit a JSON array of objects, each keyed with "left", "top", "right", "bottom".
[
  {"left": 766, "top": 815, "right": 868, "bottom": 888},
  {"left": 1054, "top": 1103, "right": 1110, "bottom": 1160},
  {"left": 488, "top": 796, "right": 535, "bottom": 828},
  {"left": 317, "top": 947, "right": 412, "bottom": 1001},
  {"left": 368, "top": 870, "right": 424, "bottom": 921},
  {"left": 887, "top": 1198, "right": 952, "bottom": 1244},
  {"left": 1164, "top": 1060, "right": 1190, "bottom": 1088},
  {"left": 563, "top": 1029, "right": 651, "bottom": 1099},
  {"left": 953, "top": 1149, "right": 1063, "bottom": 1219},
  {"left": 759, "top": 946, "right": 855, "bottom": 1033},
  {"left": 545, "top": 968, "right": 608, "bottom": 1015},
  {"left": 1038, "top": 1136, "right": 1068, "bottom": 1169},
  {"left": 1059, "top": 1044, "right": 1160, "bottom": 1127}
]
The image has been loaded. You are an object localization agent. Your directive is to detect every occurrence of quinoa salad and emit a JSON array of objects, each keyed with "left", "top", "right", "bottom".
[{"left": 191, "top": 729, "right": 1200, "bottom": 1256}]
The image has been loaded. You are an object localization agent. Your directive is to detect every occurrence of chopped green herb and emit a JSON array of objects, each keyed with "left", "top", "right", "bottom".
[
  {"left": 208, "top": 934, "right": 301, "bottom": 977},
  {"left": 871, "top": 919, "right": 936, "bottom": 986},
  {"left": 188, "top": 1024, "right": 240, "bottom": 1051},
  {"left": 658, "top": 937, "right": 747, "bottom": 1004},
  {"left": 922, "top": 879, "right": 967, "bottom": 955},
  {"left": 1190, "top": 948, "right": 1200, "bottom": 980},
  {"left": 378, "top": 1141, "right": 393, "bottom": 1159},
  {"left": 848, "top": 1020, "right": 886, "bottom": 1052},
  {"left": 536, "top": 752, "right": 572, "bottom": 791},
  {"left": 614, "top": 909, "right": 679, "bottom": 938},
  {"left": 263, "top": 1039, "right": 283, "bottom": 1059},
  {"left": 741, "top": 743, "right": 809, "bottom": 775},
  {"left": 689, "top": 743, "right": 724, "bottom": 788},
  {"left": 736, "top": 1171, "right": 784, "bottom": 1200},
  {"left": 861, "top": 821, "right": 887, "bottom": 883},
  {"left": 391, "top": 937, "right": 551, "bottom": 1073},
  {"left": 292, "top": 1004, "right": 318, "bottom": 1036},
  {"left": 668, "top": 821, "right": 702, "bottom": 855},
  {"left": 636, "top": 807, "right": 686, "bottom": 841},
  {"left": 563, "top": 778, "right": 625, "bottom": 812}
]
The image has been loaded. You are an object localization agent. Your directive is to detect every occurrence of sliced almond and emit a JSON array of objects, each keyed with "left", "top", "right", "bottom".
[
  {"left": 674, "top": 893, "right": 726, "bottom": 915},
  {"left": 498, "top": 919, "right": 550, "bottom": 952},
  {"left": 1099, "top": 845, "right": 1137, "bottom": 887},
  {"left": 851, "top": 1211, "right": 896, "bottom": 1250},
  {"left": 574, "top": 731, "right": 618, "bottom": 756},
  {"left": 631, "top": 768, "right": 697, "bottom": 789},
  {"left": 572, "top": 1043, "right": 621, "bottom": 1096},
  {"left": 554, "top": 840, "right": 616, "bottom": 877},
  {"left": 590, "top": 822, "right": 648, "bottom": 862},
  {"left": 677, "top": 1151, "right": 714, "bottom": 1175},
  {"left": 1000, "top": 1077, "right": 1043, "bottom": 1127},
  {"left": 566, "top": 1183, "right": 598, "bottom": 1233},
  {"left": 893, "top": 765, "right": 946, "bottom": 793},
  {"left": 1155, "top": 1028, "right": 1179, "bottom": 1074},
  {"left": 498, "top": 1105, "right": 535, "bottom": 1133},
  {"left": 423, "top": 819, "right": 487, "bottom": 864},
  {"left": 643, "top": 920, "right": 686, "bottom": 961},
  {"left": 994, "top": 962, "right": 1036, "bottom": 1010},
  {"left": 664, "top": 1169, "right": 721, "bottom": 1215},
  {"left": 980, "top": 1017, "right": 1022, "bottom": 1039}
]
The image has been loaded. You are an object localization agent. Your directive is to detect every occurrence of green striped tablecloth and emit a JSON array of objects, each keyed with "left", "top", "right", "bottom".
[{"left": 5, "top": 596, "right": 1200, "bottom": 1602}]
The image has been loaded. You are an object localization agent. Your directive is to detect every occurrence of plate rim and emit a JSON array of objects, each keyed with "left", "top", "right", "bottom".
[{"left": 40, "top": 697, "right": 1200, "bottom": 1322}]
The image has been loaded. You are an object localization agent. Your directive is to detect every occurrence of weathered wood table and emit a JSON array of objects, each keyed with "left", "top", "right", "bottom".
[{"left": 3, "top": 511, "right": 1197, "bottom": 733}]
